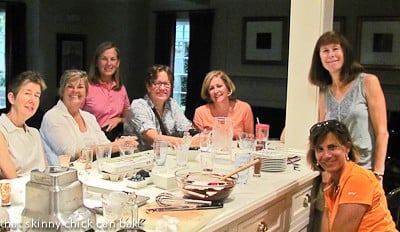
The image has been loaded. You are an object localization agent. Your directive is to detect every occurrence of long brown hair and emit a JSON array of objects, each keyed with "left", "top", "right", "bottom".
[
  {"left": 308, "top": 31, "right": 365, "bottom": 88},
  {"left": 88, "top": 41, "right": 123, "bottom": 90}
]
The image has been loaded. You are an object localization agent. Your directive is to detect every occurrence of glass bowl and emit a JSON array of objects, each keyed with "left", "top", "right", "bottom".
[{"left": 175, "top": 168, "right": 237, "bottom": 202}]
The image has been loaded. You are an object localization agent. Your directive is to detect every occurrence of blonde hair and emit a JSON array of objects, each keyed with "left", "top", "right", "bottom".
[
  {"left": 200, "top": 70, "right": 236, "bottom": 102},
  {"left": 58, "top": 69, "right": 88, "bottom": 100}
]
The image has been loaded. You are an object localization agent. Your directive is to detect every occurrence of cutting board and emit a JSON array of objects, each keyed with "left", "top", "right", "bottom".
[{"left": 139, "top": 202, "right": 225, "bottom": 231}]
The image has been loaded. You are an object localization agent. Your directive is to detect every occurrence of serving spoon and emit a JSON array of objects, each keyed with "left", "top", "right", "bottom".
[{"left": 220, "top": 158, "right": 261, "bottom": 181}]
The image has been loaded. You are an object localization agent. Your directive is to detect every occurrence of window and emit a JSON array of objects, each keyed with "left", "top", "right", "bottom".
[
  {"left": 0, "top": 10, "right": 5, "bottom": 109},
  {"left": 173, "top": 19, "right": 189, "bottom": 111}
]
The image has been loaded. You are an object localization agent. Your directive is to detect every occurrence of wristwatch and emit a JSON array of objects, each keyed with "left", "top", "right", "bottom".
[{"left": 373, "top": 171, "right": 384, "bottom": 180}]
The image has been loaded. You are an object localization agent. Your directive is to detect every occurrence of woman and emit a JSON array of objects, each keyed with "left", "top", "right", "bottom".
[
  {"left": 83, "top": 41, "right": 130, "bottom": 141},
  {"left": 40, "top": 69, "right": 136, "bottom": 166},
  {"left": 309, "top": 31, "right": 388, "bottom": 175},
  {"left": 0, "top": 71, "right": 47, "bottom": 178},
  {"left": 307, "top": 120, "right": 396, "bottom": 231},
  {"left": 193, "top": 70, "right": 254, "bottom": 139},
  {"left": 124, "top": 65, "right": 193, "bottom": 150}
]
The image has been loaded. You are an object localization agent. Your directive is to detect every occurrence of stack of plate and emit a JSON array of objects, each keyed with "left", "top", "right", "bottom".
[{"left": 259, "top": 151, "right": 287, "bottom": 172}]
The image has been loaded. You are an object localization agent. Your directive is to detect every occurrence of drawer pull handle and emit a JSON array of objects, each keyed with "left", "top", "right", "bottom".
[
  {"left": 303, "top": 193, "right": 311, "bottom": 207},
  {"left": 257, "top": 221, "right": 268, "bottom": 232}
]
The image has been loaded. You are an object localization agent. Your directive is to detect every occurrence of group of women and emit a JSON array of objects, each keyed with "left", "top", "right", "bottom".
[
  {"left": 0, "top": 41, "right": 254, "bottom": 178},
  {"left": 0, "top": 31, "right": 396, "bottom": 230}
]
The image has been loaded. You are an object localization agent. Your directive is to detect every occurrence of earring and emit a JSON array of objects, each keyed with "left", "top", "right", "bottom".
[
  {"left": 316, "top": 162, "right": 320, "bottom": 167},
  {"left": 345, "top": 154, "right": 350, "bottom": 161}
]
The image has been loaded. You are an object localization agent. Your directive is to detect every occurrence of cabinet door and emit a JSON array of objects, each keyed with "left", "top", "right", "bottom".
[
  {"left": 236, "top": 199, "right": 289, "bottom": 232},
  {"left": 289, "top": 185, "right": 313, "bottom": 231}
]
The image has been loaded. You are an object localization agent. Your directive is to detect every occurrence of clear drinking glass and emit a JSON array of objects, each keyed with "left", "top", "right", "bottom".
[
  {"left": 200, "top": 150, "right": 215, "bottom": 174},
  {"left": 235, "top": 151, "right": 252, "bottom": 184},
  {"left": 175, "top": 144, "right": 189, "bottom": 168},
  {"left": 58, "top": 154, "right": 71, "bottom": 168},
  {"left": 153, "top": 140, "right": 168, "bottom": 166},
  {"left": 96, "top": 145, "right": 112, "bottom": 173},
  {"left": 238, "top": 132, "right": 255, "bottom": 151},
  {"left": 102, "top": 192, "right": 129, "bottom": 224},
  {"left": 79, "top": 147, "right": 93, "bottom": 170},
  {"left": 199, "top": 129, "right": 211, "bottom": 152}
]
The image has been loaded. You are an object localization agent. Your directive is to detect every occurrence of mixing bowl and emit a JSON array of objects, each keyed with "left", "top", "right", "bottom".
[{"left": 175, "top": 168, "right": 237, "bottom": 201}]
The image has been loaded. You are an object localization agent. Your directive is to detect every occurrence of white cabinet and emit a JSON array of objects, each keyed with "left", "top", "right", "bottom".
[
  {"left": 235, "top": 199, "right": 289, "bottom": 232},
  {"left": 289, "top": 182, "right": 315, "bottom": 231},
  {"left": 210, "top": 177, "right": 318, "bottom": 232}
]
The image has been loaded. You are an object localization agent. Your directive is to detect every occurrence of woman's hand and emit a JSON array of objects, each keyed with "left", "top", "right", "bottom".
[
  {"left": 115, "top": 136, "right": 138, "bottom": 148},
  {"left": 103, "top": 117, "right": 123, "bottom": 132},
  {"left": 190, "top": 134, "right": 200, "bottom": 148}
]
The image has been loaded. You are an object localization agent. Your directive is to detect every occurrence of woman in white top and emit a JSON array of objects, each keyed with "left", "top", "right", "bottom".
[
  {"left": 40, "top": 69, "right": 137, "bottom": 166},
  {"left": 0, "top": 71, "right": 47, "bottom": 179}
]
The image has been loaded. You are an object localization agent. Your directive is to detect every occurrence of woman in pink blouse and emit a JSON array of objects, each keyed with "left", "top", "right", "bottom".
[
  {"left": 193, "top": 70, "right": 254, "bottom": 139},
  {"left": 83, "top": 42, "right": 130, "bottom": 141}
]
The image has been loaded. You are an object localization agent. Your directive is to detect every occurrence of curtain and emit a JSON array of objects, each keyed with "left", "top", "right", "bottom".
[
  {"left": 153, "top": 10, "right": 214, "bottom": 121},
  {"left": 5, "top": 2, "right": 26, "bottom": 83},
  {"left": 0, "top": 2, "right": 26, "bottom": 114},
  {"left": 154, "top": 12, "right": 176, "bottom": 66},
  {"left": 185, "top": 10, "right": 214, "bottom": 120}
]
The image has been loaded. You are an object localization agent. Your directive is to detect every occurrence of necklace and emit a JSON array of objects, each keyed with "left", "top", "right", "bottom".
[{"left": 334, "top": 184, "right": 340, "bottom": 194}]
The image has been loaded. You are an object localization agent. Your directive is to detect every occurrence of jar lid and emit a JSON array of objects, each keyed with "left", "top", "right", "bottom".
[{"left": 256, "top": 124, "right": 270, "bottom": 129}]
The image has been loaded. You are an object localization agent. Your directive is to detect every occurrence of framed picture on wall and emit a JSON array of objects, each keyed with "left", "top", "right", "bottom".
[
  {"left": 356, "top": 17, "right": 400, "bottom": 70},
  {"left": 242, "top": 17, "right": 288, "bottom": 65},
  {"left": 56, "top": 33, "right": 86, "bottom": 85}
]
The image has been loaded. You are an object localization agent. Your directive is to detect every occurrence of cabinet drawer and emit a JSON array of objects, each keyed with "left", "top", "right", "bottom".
[
  {"left": 289, "top": 185, "right": 313, "bottom": 231},
  {"left": 236, "top": 199, "right": 288, "bottom": 232}
]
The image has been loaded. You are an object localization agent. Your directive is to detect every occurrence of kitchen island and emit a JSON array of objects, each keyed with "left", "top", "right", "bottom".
[{"left": 5, "top": 148, "right": 319, "bottom": 232}]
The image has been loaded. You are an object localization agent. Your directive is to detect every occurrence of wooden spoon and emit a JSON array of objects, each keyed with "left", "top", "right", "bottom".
[{"left": 220, "top": 158, "right": 261, "bottom": 181}]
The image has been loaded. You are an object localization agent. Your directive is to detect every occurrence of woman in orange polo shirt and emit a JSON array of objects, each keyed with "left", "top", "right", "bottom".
[{"left": 306, "top": 120, "right": 396, "bottom": 231}]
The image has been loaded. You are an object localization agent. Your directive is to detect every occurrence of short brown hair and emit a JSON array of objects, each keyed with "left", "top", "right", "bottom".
[{"left": 144, "top": 64, "right": 174, "bottom": 90}]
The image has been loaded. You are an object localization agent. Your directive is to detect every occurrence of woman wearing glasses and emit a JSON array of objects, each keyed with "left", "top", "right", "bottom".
[
  {"left": 307, "top": 120, "right": 395, "bottom": 231},
  {"left": 124, "top": 65, "right": 193, "bottom": 150},
  {"left": 309, "top": 31, "right": 388, "bottom": 176},
  {"left": 40, "top": 70, "right": 137, "bottom": 166},
  {"left": 83, "top": 42, "right": 130, "bottom": 141}
]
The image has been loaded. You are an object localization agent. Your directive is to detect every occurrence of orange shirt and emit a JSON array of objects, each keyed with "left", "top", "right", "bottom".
[
  {"left": 324, "top": 162, "right": 396, "bottom": 231},
  {"left": 193, "top": 100, "right": 254, "bottom": 139}
]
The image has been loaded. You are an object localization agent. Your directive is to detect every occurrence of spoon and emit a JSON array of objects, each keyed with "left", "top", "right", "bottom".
[{"left": 220, "top": 158, "right": 261, "bottom": 181}]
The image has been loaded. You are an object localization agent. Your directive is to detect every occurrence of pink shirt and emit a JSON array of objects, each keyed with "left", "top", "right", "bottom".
[
  {"left": 83, "top": 82, "right": 130, "bottom": 127},
  {"left": 193, "top": 99, "right": 254, "bottom": 139}
]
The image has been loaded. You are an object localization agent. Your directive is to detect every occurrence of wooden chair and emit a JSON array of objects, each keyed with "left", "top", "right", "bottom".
[{"left": 387, "top": 186, "right": 400, "bottom": 229}]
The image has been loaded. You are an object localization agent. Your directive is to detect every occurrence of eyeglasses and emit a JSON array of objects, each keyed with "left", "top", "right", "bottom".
[
  {"left": 152, "top": 82, "right": 171, "bottom": 89},
  {"left": 309, "top": 120, "right": 341, "bottom": 133}
]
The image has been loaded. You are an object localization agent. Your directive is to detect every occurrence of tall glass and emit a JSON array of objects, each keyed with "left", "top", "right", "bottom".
[
  {"left": 153, "top": 140, "right": 168, "bottom": 166},
  {"left": 211, "top": 117, "right": 234, "bottom": 163},
  {"left": 199, "top": 129, "right": 211, "bottom": 152},
  {"left": 96, "top": 145, "right": 112, "bottom": 173},
  {"left": 255, "top": 124, "right": 270, "bottom": 151},
  {"left": 102, "top": 192, "right": 129, "bottom": 224}
]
